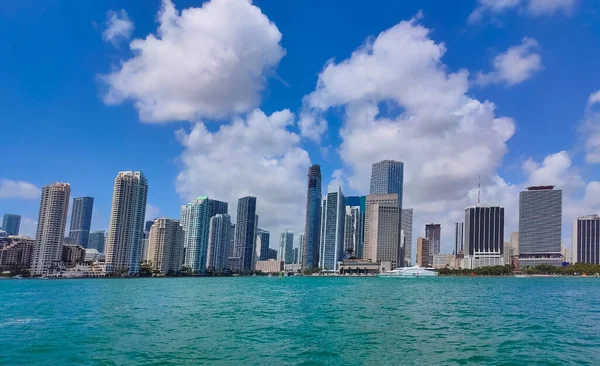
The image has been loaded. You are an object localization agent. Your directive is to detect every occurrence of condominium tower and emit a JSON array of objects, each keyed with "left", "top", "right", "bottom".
[
  {"left": 364, "top": 194, "right": 401, "bottom": 269},
  {"left": 68, "top": 196, "right": 94, "bottom": 247},
  {"left": 320, "top": 187, "right": 346, "bottom": 272},
  {"left": 455, "top": 222, "right": 464, "bottom": 255},
  {"left": 207, "top": 214, "right": 232, "bottom": 271},
  {"left": 147, "top": 218, "right": 184, "bottom": 274},
  {"left": 2, "top": 214, "right": 21, "bottom": 236},
  {"left": 88, "top": 230, "right": 105, "bottom": 253},
  {"left": 425, "top": 224, "right": 441, "bottom": 256},
  {"left": 401, "top": 208, "right": 413, "bottom": 265},
  {"left": 302, "top": 164, "right": 322, "bottom": 269},
  {"left": 416, "top": 237, "right": 430, "bottom": 267},
  {"left": 234, "top": 196, "right": 258, "bottom": 272},
  {"left": 572, "top": 215, "right": 600, "bottom": 264},
  {"left": 279, "top": 230, "right": 294, "bottom": 264},
  {"left": 463, "top": 205, "right": 505, "bottom": 269},
  {"left": 31, "top": 183, "right": 71, "bottom": 275},
  {"left": 105, "top": 171, "right": 148, "bottom": 274},
  {"left": 256, "top": 229, "right": 270, "bottom": 261}
]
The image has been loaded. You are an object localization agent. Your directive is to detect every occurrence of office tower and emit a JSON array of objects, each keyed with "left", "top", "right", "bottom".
[
  {"left": 228, "top": 223, "right": 235, "bottom": 258},
  {"left": 207, "top": 214, "right": 232, "bottom": 270},
  {"left": 105, "top": 171, "right": 148, "bottom": 275},
  {"left": 147, "top": 217, "right": 184, "bottom": 274},
  {"left": 267, "top": 248, "right": 278, "bottom": 260},
  {"left": 401, "top": 208, "right": 413, "bottom": 265},
  {"left": 31, "top": 183, "right": 71, "bottom": 276},
  {"left": 370, "top": 160, "right": 404, "bottom": 207},
  {"left": 68, "top": 196, "right": 94, "bottom": 247},
  {"left": 455, "top": 222, "right": 464, "bottom": 254},
  {"left": 302, "top": 164, "right": 322, "bottom": 269},
  {"left": 417, "top": 237, "right": 430, "bottom": 267},
  {"left": 256, "top": 229, "right": 270, "bottom": 261},
  {"left": 510, "top": 232, "right": 519, "bottom": 256},
  {"left": 234, "top": 196, "right": 257, "bottom": 272},
  {"left": 463, "top": 205, "right": 504, "bottom": 269},
  {"left": 145, "top": 220, "right": 155, "bottom": 233},
  {"left": 344, "top": 206, "right": 361, "bottom": 258},
  {"left": 425, "top": 224, "right": 441, "bottom": 256},
  {"left": 297, "top": 233, "right": 305, "bottom": 264},
  {"left": 279, "top": 230, "right": 294, "bottom": 264},
  {"left": 320, "top": 187, "right": 346, "bottom": 272},
  {"left": 2, "top": 214, "right": 21, "bottom": 236},
  {"left": 519, "top": 186, "right": 562, "bottom": 267},
  {"left": 180, "top": 196, "right": 228, "bottom": 272},
  {"left": 572, "top": 215, "right": 600, "bottom": 264},
  {"left": 294, "top": 247, "right": 299, "bottom": 264},
  {"left": 364, "top": 194, "right": 401, "bottom": 269},
  {"left": 88, "top": 230, "right": 106, "bottom": 253},
  {"left": 345, "top": 196, "right": 366, "bottom": 258}
]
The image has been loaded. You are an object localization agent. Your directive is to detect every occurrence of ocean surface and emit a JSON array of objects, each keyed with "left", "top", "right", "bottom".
[{"left": 1, "top": 277, "right": 600, "bottom": 365}]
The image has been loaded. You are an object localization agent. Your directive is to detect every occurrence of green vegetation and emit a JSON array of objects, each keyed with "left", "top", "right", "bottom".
[
  {"left": 438, "top": 265, "right": 513, "bottom": 276},
  {"left": 303, "top": 267, "right": 322, "bottom": 275},
  {"left": 438, "top": 263, "right": 600, "bottom": 276}
]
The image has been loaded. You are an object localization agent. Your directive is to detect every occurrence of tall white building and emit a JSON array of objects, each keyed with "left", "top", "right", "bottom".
[
  {"left": 344, "top": 206, "right": 361, "bottom": 258},
  {"left": 319, "top": 187, "right": 346, "bottom": 272},
  {"left": 31, "top": 183, "right": 71, "bottom": 276},
  {"left": 401, "top": 208, "right": 413, "bottom": 265},
  {"left": 105, "top": 171, "right": 148, "bottom": 275},
  {"left": 279, "top": 230, "right": 294, "bottom": 264},
  {"left": 147, "top": 218, "right": 184, "bottom": 274},
  {"left": 207, "top": 214, "right": 232, "bottom": 271},
  {"left": 455, "top": 222, "right": 464, "bottom": 255},
  {"left": 364, "top": 194, "right": 401, "bottom": 269}
]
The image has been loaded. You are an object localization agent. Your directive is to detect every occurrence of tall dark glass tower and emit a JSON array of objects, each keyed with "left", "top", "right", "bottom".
[
  {"left": 68, "top": 196, "right": 94, "bottom": 247},
  {"left": 302, "top": 165, "right": 322, "bottom": 269},
  {"left": 2, "top": 214, "right": 21, "bottom": 236},
  {"left": 369, "top": 160, "right": 404, "bottom": 208},
  {"left": 234, "top": 196, "right": 257, "bottom": 272}
]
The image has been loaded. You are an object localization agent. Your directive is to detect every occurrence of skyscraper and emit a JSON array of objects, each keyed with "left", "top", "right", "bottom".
[
  {"left": 346, "top": 196, "right": 366, "bottom": 258},
  {"left": 417, "top": 237, "right": 430, "bottom": 267},
  {"left": 519, "top": 186, "right": 562, "bottom": 267},
  {"left": 455, "top": 222, "right": 464, "bottom": 255},
  {"left": 364, "top": 194, "right": 401, "bottom": 269},
  {"left": 425, "top": 224, "right": 441, "bottom": 256},
  {"left": 572, "top": 215, "right": 600, "bottom": 264},
  {"left": 147, "top": 217, "right": 184, "bottom": 274},
  {"left": 207, "top": 214, "right": 232, "bottom": 271},
  {"left": 31, "top": 183, "right": 71, "bottom": 276},
  {"left": 401, "top": 208, "right": 413, "bottom": 265},
  {"left": 297, "top": 233, "right": 305, "bottom": 265},
  {"left": 68, "top": 196, "right": 94, "bottom": 248},
  {"left": 234, "top": 196, "right": 257, "bottom": 272},
  {"left": 2, "top": 214, "right": 21, "bottom": 236},
  {"left": 369, "top": 160, "right": 404, "bottom": 207},
  {"left": 180, "top": 196, "right": 228, "bottom": 272},
  {"left": 88, "top": 230, "right": 106, "bottom": 253},
  {"left": 344, "top": 206, "right": 361, "bottom": 258},
  {"left": 319, "top": 187, "right": 346, "bottom": 272},
  {"left": 105, "top": 171, "right": 148, "bottom": 275},
  {"left": 463, "top": 205, "right": 505, "bottom": 269},
  {"left": 256, "top": 229, "right": 270, "bottom": 261},
  {"left": 302, "top": 164, "right": 322, "bottom": 269},
  {"left": 279, "top": 230, "right": 294, "bottom": 264}
]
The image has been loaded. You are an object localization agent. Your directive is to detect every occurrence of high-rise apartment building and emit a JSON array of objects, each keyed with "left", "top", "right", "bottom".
[
  {"left": 68, "top": 196, "right": 94, "bottom": 247},
  {"left": 463, "top": 205, "right": 505, "bottom": 269},
  {"left": 345, "top": 196, "right": 366, "bottom": 258},
  {"left": 279, "top": 230, "right": 294, "bottom": 264},
  {"left": 319, "top": 187, "right": 346, "bottom": 272},
  {"left": 207, "top": 214, "right": 232, "bottom": 271},
  {"left": 364, "top": 194, "right": 401, "bottom": 269},
  {"left": 256, "top": 229, "right": 270, "bottom": 261},
  {"left": 2, "top": 214, "right": 21, "bottom": 236},
  {"left": 88, "top": 230, "right": 106, "bottom": 253},
  {"left": 518, "top": 186, "right": 562, "bottom": 267},
  {"left": 370, "top": 160, "right": 404, "bottom": 207},
  {"left": 572, "top": 215, "right": 600, "bottom": 264},
  {"left": 455, "top": 222, "right": 464, "bottom": 255},
  {"left": 105, "top": 171, "right": 148, "bottom": 275},
  {"left": 425, "top": 224, "right": 441, "bottom": 256},
  {"left": 147, "top": 218, "right": 184, "bottom": 274},
  {"left": 417, "top": 237, "right": 430, "bottom": 267},
  {"left": 31, "top": 183, "right": 71, "bottom": 276},
  {"left": 401, "top": 208, "right": 413, "bottom": 266},
  {"left": 234, "top": 196, "right": 258, "bottom": 272},
  {"left": 180, "top": 196, "right": 228, "bottom": 272},
  {"left": 302, "top": 164, "right": 322, "bottom": 269}
]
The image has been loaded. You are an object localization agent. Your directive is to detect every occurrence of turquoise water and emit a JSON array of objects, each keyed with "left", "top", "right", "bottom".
[{"left": 1, "top": 277, "right": 600, "bottom": 365}]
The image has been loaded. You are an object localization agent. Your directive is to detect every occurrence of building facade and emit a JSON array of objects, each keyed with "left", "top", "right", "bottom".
[
  {"left": 364, "top": 194, "right": 401, "bottom": 269},
  {"left": 2, "top": 214, "right": 21, "bottom": 236},
  {"left": 207, "top": 214, "right": 232, "bottom": 271},
  {"left": 255, "top": 259, "right": 284, "bottom": 274},
  {"left": 416, "top": 237, "right": 431, "bottom": 267},
  {"left": 401, "top": 208, "right": 413, "bottom": 266},
  {"left": 0, "top": 236, "right": 34, "bottom": 267},
  {"left": 320, "top": 187, "right": 346, "bottom": 272},
  {"left": 455, "top": 222, "right": 464, "bottom": 255},
  {"left": 256, "top": 229, "right": 270, "bottom": 261},
  {"left": 369, "top": 160, "right": 404, "bottom": 208},
  {"left": 68, "top": 196, "right": 94, "bottom": 248},
  {"left": 302, "top": 164, "right": 322, "bottom": 269},
  {"left": 234, "top": 196, "right": 258, "bottom": 272},
  {"left": 572, "top": 215, "right": 600, "bottom": 264},
  {"left": 425, "top": 224, "right": 441, "bottom": 257},
  {"left": 279, "top": 230, "right": 294, "bottom": 264},
  {"left": 88, "top": 230, "right": 105, "bottom": 253},
  {"left": 518, "top": 186, "right": 562, "bottom": 267},
  {"left": 62, "top": 244, "right": 86, "bottom": 265},
  {"left": 105, "top": 171, "right": 148, "bottom": 275},
  {"left": 463, "top": 205, "right": 505, "bottom": 269},
  {"left": 31, "top": 183, "right": 71, "bottom": 276},
  {"left": 346, "top": 196, "right": 366, "bottom": 258},
  {"left": 432, "top": 253, "right": 455, "bottom": 269},
  {"left": 147, "top": 218, "right": 184, "bottom": 274},
  {"left": 180, "top": 196, "right": 228, "bottom": 272}
]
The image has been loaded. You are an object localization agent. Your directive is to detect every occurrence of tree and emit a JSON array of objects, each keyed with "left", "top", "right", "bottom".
[{"left": 138, "top": 260, "right": 153, "bottom": 277}]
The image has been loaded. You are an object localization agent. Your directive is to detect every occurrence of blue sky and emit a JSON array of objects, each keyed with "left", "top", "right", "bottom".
[{"left": 2, "top": 0, "right": 600, "bottom": 252}]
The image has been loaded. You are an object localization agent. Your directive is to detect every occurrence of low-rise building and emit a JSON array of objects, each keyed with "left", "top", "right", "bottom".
[
  {"left": 338, "top": 259, "right": 392, "bottom": 275},
  {"left": 432, "top": 253, "right": 455, "bottom": 269},
  {"left": 62, "top": 244, "right": 86, "bottom": 265},
  {"left": 255, "top": 259, "right": 284, "bottom": 274},
  {"left": 0, "top": 236, "right": 35, "bottom": 267},
  {"left": 284, "top": 263, "right": 302, "bottom": 273}
]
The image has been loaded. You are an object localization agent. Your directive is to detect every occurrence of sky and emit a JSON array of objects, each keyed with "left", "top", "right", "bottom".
[{"left": 2, "top": 0, "right": 600, "bottom": 256}]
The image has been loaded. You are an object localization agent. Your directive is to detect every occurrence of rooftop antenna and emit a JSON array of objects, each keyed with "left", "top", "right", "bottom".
[{"left": 477, "top": 175, "right": 481, "bottom": 205}]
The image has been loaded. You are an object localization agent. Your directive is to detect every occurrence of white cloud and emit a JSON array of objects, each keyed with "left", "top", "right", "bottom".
[
  {"left": 581, "top": 90, "right": 600, "bottom": 164},
  {"left": 469, "top": 0, "right": 576, "bottom": 23},
  {"left": 176, "top": 109, "right": 310, "bottom": 235},
  {"left": 327, "top": 169, "right": 344, "bottom": 193},
  {"left": 298, "top": 112, "right": 328, "bottom": 142},
  {"left": 475, "top": 37, "right": 542, "bottom": 86},
  {"left": 17, "top": 217, "right": 37, "bottom": 238},
  {"left": 145, "top": 204, "right": 161, "bottom": 222},
  {"left": 588, "top": 90, "right": 600, "bottom": 106},
  {"left": 101, "top": 0, "right": 285, "bottom": 123},
  {"left": 0, "top": 179, "right": 41, "bottom": 200},
  {"left": 102, "top": 10, "right": 134, "bottom": 46}
]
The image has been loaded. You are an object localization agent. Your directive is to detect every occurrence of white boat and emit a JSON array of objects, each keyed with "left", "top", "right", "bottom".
[{"left": 378, "top": 265, "right": 438, "bottom": 277}]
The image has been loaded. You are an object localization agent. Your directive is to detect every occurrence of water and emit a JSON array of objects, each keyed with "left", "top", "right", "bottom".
[{"left": 1, "top": 277, "right": 600, "bottom": 365}]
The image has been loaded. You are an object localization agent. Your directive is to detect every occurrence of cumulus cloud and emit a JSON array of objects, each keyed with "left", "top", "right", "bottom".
[
  {"left": 469, "top": 0, "right": 576, "bottom": 23},
  {"left": 145, "top": 204, "right": 160, "bottom": 222},
  {"left": 475, "top": 38, "right": 542, "bottom": 86},
  {"left": 327, "top": 169, "right": 345, "bottom": 193},
  {"left": 0, "top": 179, "right": 41, "bottom": 200},
  {"left": 102, "top": 10, "right": 134, "bottom": 45},
  {"left": 176, "top": 109, "right": 310, "bottom": 235},
  {"left": 581, "top": 90, "right": 600, "bottom": 164},
  {"left": 298, "top": 112, "right": 328, "bottom": 142},
  {"left": 100, "top": 0, "right": 285, "bottom": 123},
  {"left": 17, "top": 217, "right": 38, "bottom": 238}
]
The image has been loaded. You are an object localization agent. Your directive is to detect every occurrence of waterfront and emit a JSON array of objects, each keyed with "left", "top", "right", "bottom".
[{"left": 1, "top": 277, "right": 600, "bottom": 365}]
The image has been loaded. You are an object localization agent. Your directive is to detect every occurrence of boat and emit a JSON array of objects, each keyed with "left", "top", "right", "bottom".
[
  {"left": 378, "top": 265, "right": 438, "bottom": 277},
  {"left": 268, "top": 273, "right": 273, "bottom": 278}
]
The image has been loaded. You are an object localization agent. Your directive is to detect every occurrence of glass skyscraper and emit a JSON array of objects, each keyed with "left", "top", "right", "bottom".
[
  {"left": 572, "top": 215, "right": 600, "bottom": 264},
  {"left": 369, "top": 160, "right": 404, "bottom": 208},
  {"left": 88, "top": 230, "right": 106, "bottom": 253},
  {"left": 401, "top": 208, "right": 413, "bottom": 266},
  {"left": 279, "top": 230, "right": 294, "bottom": 264},
  {"left": 68, "top": 196, "right": 94, "bottom": 247},
  {"left": 256, "top": 229, "right": 270, "bottom": 261},
  {"left": 302, "top": 164, "right": 322, "bottom": 269},
  {"left": 463, "top": 205, "right": 504, "bottom": 269},
  {"left": 345, "top": 196, "right": 366, "bottom": 258},
  {"left": 1, "top": 214, "right": 21, "bottom": 236},
  {"left": 319, "top": 187, "right": 345, "bottom": 272},
  {"left": 234, "top": 196, "right": 257, "bottom": 272},
  {"left": 425, "top": 223, "right": 441, "bottom": 256}
]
